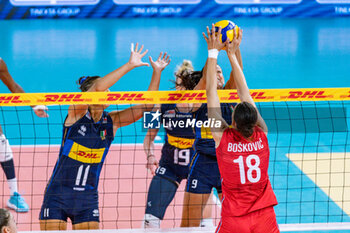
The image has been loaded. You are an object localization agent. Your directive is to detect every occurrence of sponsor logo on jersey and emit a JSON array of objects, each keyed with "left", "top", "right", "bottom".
[
  {"left": 78, "top": 125, "right": 87, "bottom": 136},
  {"left": 167, "top": 134, "right": 194, "bottom": 149},
  {"left": 68, "top": 142, "right": 105, "bottom": 163}
]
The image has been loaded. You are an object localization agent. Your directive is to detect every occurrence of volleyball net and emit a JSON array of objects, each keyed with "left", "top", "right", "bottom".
[{"left": 0, "top": 88, "right": 350, "bottom": 232}]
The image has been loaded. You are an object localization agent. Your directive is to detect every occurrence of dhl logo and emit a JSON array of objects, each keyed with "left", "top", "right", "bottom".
[
  {"left": 0, "top": 96, "right": 24, "bottom": 104},
  {"left": 68, "top": 142, "right": 105, "bottom": 164},
  {"left": 72, "top": 151, "right": 99, "bottom": 159},
  {"left": 164, "top": 91, "right": 274, "bottom": 102},
  {"left": 167, "top": 134, "right": 195, "bottom": 149},
  {"left": 41, "top": 94, "right": 85, "bottom": 103},
  {"left": 226, "top": 92, "right": 274, "bottom": 100},
  {"left": 106, "top": 93, "right": 146, "bottom": 101},
  {"left": 284, "top": 91, "right": 329, "bottom": 99},
  {"left": 166, "top": 93, "right": 206, "bottom": 101}
]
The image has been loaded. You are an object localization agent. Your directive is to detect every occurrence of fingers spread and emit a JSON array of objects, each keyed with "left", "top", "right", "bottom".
[
  {"left": 162, "top": 52, "right": 167, "bottom": 60},
  {"left": 138, "top": 44, "right": 144, "bottom": 53},
  {"left": 149, "top": 56, "right": 154, "bottom": 63},
  {"left": 141, "top": 49, "right": 149, "bottom": 57},
  {"left": 202, "top": 32, "right": 209, "bottom": 42}
]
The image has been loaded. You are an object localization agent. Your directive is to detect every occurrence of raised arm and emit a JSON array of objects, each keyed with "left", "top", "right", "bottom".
[
  {"left": 91, "top": 43, "right": 149, "bottom": 92},
  {"left": 0, "top": 58, "right": 25, "bottom": 93},
  {"left": 225, "top": 34, "right": 268, "bottom": 134},
  {"left": 224, "top": 31, "right": 243, "bottom": 90},
  {"left": 203, "top": 25, "right": 229, "bottom": 145},
  {"left": 109, "top": 52, "right": 170, "bottom": 132},
  {"left": 66, "top": 43, "right": 150, "bottom": 126},
  {"left": 143, "top": 105, "right": 161, "bottom": 175},
  {"left": 0, "top": 58, "right": 48, "bottom": 118}
]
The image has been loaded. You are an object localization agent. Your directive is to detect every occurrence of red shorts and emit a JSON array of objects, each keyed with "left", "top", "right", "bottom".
[{"left": 215, "top": 206, "right": 279, "bottom": 233}]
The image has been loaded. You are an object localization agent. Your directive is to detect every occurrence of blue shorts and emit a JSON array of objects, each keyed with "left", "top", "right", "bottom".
[
  {"left": 39, "top": 189, "right": 99, "bottom": 224},
  {"left": 186, "top": 152, "right": 222, "bottom": 194},
  {"left": 156, "top": 156, "right": 189, "bottom": 184}
]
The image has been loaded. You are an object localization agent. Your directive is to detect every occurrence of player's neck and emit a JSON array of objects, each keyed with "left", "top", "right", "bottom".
[{"left": 89, "top": 107, "right": 104, "bottom": 123}]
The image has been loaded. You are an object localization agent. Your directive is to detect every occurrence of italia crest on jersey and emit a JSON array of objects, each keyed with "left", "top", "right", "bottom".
[{"left": 100, "top": 130, "right": 106, "bottom": 140}]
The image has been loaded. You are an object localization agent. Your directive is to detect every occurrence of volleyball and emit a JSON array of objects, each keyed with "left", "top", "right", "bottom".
[{"left": 214, "top": 20, "right": 239, "bottom": 47}]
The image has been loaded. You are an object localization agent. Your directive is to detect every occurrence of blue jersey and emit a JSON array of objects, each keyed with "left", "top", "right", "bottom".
[
  {"left": 46, "top": 111, "right": 114, "bottom": 195},
  {"left": 159, "top": 104, "right": 195, "bottom": 165},
  {"left": 193, "top": 103, "right": 235, "bottom": 157}
]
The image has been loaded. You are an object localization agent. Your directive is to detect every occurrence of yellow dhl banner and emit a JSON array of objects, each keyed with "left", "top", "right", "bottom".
[
  {"left": 0, "top": 88, "right": 349, "bottom": 106},
  {"left": 68, "top": 142, "right": 105, "bottom": 164}
]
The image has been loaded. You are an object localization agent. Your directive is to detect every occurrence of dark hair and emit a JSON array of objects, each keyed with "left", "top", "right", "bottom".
[
  {"left": 234, "top": 102, "right": 258, "bottom": 138},
  {"left": 77, "top": 76, "right": 101, "bottom": 92},
  {"left": 175, "top": 70, "right": 203, "bottom": 90},
  {"left": 0, "top": 208, "right": 11, "bottom": 230}
]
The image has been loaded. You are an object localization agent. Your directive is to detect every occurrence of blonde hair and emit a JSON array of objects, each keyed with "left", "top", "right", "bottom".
[{"left": 175, "top": 60, "right": 194, "bottom": 79}]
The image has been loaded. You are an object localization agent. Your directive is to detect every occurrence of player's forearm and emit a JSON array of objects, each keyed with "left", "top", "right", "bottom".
[
  {"left": 147, "top": 70, "right": 161, "bottom": 92},
  {"left": 235, "top": 48, "right": 243, "bottom": 70},
  {"left": 206, "top": 58, "right": 219, "bottom": 107},
  {"left": 9, "top": 82, "right": 25, "bottom": 93},
  {"left": 194, "top": 59, "right": 208, "bottom": 90},
  {"left": 142, "top": 69, "right": 162, "bottom": 111},
  {"left": 143, "top": 135, "right": 156, "bottom": 157},
  {"left": 94, "top": 63, "right": 134, "bottom": 92},
  {"left": 230, "top": 55, "right": 253, "bottom": 104}
]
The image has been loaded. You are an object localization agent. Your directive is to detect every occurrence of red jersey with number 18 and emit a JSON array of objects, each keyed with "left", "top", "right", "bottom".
[{"left": 216, "top": 126, "right": 278, "bottom": 217}]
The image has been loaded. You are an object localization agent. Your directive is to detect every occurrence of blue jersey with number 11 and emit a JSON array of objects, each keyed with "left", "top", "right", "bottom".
[{"left": 45, "top": 111, "right": 114, "bottom": 195}]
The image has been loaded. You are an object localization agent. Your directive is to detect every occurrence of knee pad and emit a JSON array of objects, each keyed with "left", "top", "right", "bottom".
[
  {"left": 0, "top": 134, "right": 13, "bottom": 162},
  {"left": 145, "top": 175, "right": 178, "bottom": 219}
]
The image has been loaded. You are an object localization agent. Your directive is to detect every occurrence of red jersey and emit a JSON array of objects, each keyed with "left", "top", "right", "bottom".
[{"left": 216, "top": 126, "right": 278, "bottom": 217}]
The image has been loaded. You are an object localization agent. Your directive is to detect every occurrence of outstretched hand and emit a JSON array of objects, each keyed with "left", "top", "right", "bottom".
[
  {"left": 128, "top": 43, "right": 149, "bottom": 68},
  {"left": 146, "top": 155, "right": 159, "bottom": 176},
  {"left": 225, "top": 28, "right": 243, "bottom": 56},
  {"left": 149, "top": 52, "right": 171, "bottom": 72},
  {"left": 202, "top": 24, "right": 225, "bottom": 51}
]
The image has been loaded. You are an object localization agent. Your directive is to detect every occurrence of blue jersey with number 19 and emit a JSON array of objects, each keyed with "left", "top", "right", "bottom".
[{"left": 45, "top": 110, "right": 114, "bottom": 195}]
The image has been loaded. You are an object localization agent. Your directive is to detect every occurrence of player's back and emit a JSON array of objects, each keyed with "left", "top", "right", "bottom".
[{"left": 216, "top": 126, "right": 277, "bottom": 216}]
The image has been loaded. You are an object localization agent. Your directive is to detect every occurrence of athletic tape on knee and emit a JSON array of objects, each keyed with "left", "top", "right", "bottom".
[{"left": 0, "top": 134, "right": 13, "bottom": 162}]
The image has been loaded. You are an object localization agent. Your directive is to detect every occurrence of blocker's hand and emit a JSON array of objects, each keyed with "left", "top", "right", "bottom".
[
  {"left": 128, "top": 43, "right": 150, "bottom": 68},
  {"left": 146, "top": 155, "right": 159, "bottom": 176},
  {"left": 225, "top": 28, "right": 243, "bottom": 56},
  {"left": 202, "top": 24, "right": 225, "bottom": 51},
  {"left": 149, "top": 52, "right": 171, "bottom": 73},
  {"left": 32, "top": 105, "right": 49, "bottom": 118}
]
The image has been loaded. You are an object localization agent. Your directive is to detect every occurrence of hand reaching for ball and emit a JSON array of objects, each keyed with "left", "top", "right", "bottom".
[
  {"left": 225, "top": 28, "right": 243, "bottom": 56},
  {"left": 202, "top": 24, "right": 225, "bottom": 51}
]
